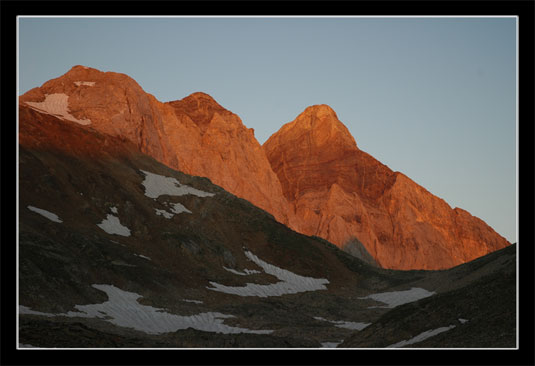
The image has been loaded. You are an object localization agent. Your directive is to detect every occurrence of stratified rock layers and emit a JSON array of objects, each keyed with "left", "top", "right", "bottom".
[
  {"left": 20, "top": 65, "right": 510, "bottom": 270},
  {"left": 263, "top": 105, "right": 510, "bottom": 269}
]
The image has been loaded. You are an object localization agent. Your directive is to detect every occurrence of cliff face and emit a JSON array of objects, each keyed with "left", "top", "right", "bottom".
[
  {"left": 19, "top": 66, "right": 510, "bottom": 270},
  {"left": 263, "top": 105, "right": 510, "bottom": 270},
  {"left": 20, "top": 65, "right": 171, "bottom": 163},
  {"left": 163, "top": 92, "right": 294, "bottom": 226},
  {"left": 19, "top": 66, "right": 293, "bottom": 226}
]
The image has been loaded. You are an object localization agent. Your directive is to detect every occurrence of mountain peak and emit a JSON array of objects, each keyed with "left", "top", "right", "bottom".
[
  {"left": 69, "top": 64, "right": 95, "bottom": 72},
  {"left": 167, "top": 92, "right": 237, "bottom": 134},
  {"left": 187, "top": 91, "right": 218, "bottom": 102},
  {"left": 170, "top": 92, "right": 224, "bottom": 109},
  {"left": 294, "top": 104, "right": 351, "bottom": 138},
  {"left": 301, "top": 104, "right": 339, "bottom": 119},
  {"left": 267, "top": 104, "right": 357, "bottom": 151},
  {"left": 168, "top": 92, "right": 226, "bottom": 113},
  {"left": 62, "top": 65, "right": 106, "bottom": 80},
  {"left": 19, "top": 66, "right": 510, "bottom": 272}
]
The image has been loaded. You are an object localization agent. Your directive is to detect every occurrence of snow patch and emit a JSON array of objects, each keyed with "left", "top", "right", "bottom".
[
  {"left": 182, "top": 299, "right": 203, "bottom": 304},
  {"left": 111, "top": 260, "right": 136, "bottom": 267},
  {"left": 207, "top": 250, "right": 329, "bottom": 297},
  {"left": 74, "top": 81, "right": 96, "bottom": 87},
  {"left": 27, "top": 205, "right": 63, "bottom": 223},
  {"left": 358, "top": 287, "right": 435, "bottom": 308},
  {"left": 110, "top": 206, "right": 118, "bottom": 214},
  {"left": 140, "top": 170, "right": 214, "bottom": 199},
  {"left": 21, "top": 285, "right": 272, "bottom": 335},
  {"left": 458, "top": 318, "right": 469, "bottom": 324},
  {"left": 19, "top": 305, "right": 55, "bottom": 317},
  {"left": 169, "top": 202, "right": 192, "bottom": 214},
  {"left": 155, "top": 209, "right": 173, "bottom": 219},
  {"left": 223, "top": 267, "right": 262, "bottom": 276},
  {"left": 25, "top": 93, "right": 91, "bottom": 125},
  {"left": 314, "top": 316, "right": 370, "bottom": 331},
  {"left": 97, "top": 214, "right": 131, "bottom": 236},
  {"left": 387, "top": 325, "right": 456, "bottom": 348},
  {"left": 155, "top": 203, "right": 192, "bottom": 219},
  {"left": 134, "top": 254, "right": 151, "bottom": 261}
]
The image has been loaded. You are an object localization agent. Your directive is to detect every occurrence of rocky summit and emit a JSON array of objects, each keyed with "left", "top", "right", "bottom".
[
  {"left": 18, "top": 100, "right": 516, "bottom": 348},
  {"left": 263, "top": 104, "right": 510, "bottom": 270},
  {"left": 19, "top": 65, "right": 509, "bottom": 272}
]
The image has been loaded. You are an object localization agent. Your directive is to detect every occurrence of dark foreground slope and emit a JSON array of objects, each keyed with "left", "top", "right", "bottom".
[
  {"left": 341, "top": 244, "right": 516, "bottom": 348},
  {"left": 18, "top": 105, "right": 516, "bottom": 348}
]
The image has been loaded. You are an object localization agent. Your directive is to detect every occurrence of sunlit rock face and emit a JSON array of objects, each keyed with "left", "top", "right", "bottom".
[
  {"left": 263, "top": 105, "right": 510, "bottom": 270},
  {"left": 20, "top": 66, "right": 294, "bottom": 227},
  {"left": 164, "top": 92, "right": 295, "bottom": 226},
  {"left": 20, "top": 66, "right": 510, "bottom": 270},
  {"left": 20, "top": 65, "right": 170, "bottom": 163}
]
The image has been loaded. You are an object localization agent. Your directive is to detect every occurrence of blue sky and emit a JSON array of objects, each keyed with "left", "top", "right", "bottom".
[{"left": 18, "top": 17, "right": 517, "bottom": 243}]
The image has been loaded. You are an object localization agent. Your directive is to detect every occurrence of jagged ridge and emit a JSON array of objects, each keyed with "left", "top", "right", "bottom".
[{"left": 19, "top": 65, "right": 510, "bottom": 270}]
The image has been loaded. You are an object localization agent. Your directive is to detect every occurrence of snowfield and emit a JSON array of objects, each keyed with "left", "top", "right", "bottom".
[
  {"left": 169, "top": 202, "right": 192, "bottom": 214},
  {"left": 182, "top": 299, "right": 203, "bottom": 304},
  {"left": 223, "top": 267, "right": 262, "bottom": 276},
  {"left": 314, "top": 316, "right": 371, "bottom": 331},
  {"left": 155, "top": 209, "right": 173, "bottom": 219},
  {"left": 19, "top": 284, "right": 273, "bottom": 335},
  {"left": 19, "top": 305, "right": 55, "bottom": 317},
  {"left": 134, "top": 254, "right": 151, "bottom": 261},
  {"left": 25, "top": 93, "right": 91, "bottom": 125},
  {"left": 97, "top": 214, "right": 131, "bottom": 236},
  {"left": 140, "top": 170, "right": 214, "bottom": 199},
  {"left": 387, "top": 325, "right": 456, "bottom": 348},
  {"left": 27, "top": 206, "right": 63, "bottom": 223},
  {"left": 155, "top": 202, "right": 192, "bottom": 219},
  {"left": 358, "top": 287, "right": 435, "bottom": 308},
  {"left": 207, "top": 250, "right": 329, "bottom": 297}
]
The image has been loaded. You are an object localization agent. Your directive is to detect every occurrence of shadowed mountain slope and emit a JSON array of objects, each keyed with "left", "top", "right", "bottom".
[
  {"left": 18, "top": 104, "right": 516, "bottom": 348},
  {"left": 20, "top": 65, "right": 509, "bottom": 271}
]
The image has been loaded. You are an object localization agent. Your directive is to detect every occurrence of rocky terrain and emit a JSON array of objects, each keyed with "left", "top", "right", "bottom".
[
  {"left": 19, "top": 65, "right": 510, "bottom": 270},
  {"left": 263, "top": 105, "right": 510, "bottom": 269},
  {"left": 20, "top": 66, "right": 294, "bottom": 229},
  {"left": 18, "top": 103, "right": 516, "bottom": 348}
]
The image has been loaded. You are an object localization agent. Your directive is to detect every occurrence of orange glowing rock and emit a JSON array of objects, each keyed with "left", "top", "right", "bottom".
[
  {"left": 20, "top": 66, "right": 293, "bottom": 226},
  {"left": 263, "top": 105, "right": 510, "bottom": 269},
  {"left": 20, "top": 66, "right": 510, "bottom": 270}
]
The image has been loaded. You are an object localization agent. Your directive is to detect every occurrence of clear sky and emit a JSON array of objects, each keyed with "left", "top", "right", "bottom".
[{"left": 18, "top": 16, "right": 517, "bottom": 243}]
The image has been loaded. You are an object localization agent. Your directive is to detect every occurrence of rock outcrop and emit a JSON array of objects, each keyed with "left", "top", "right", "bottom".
[
  {"left": 20, "top": 66, "right": 293, "bottom": 226},
  {"left": 163, "top": 92, "right": 294, "bottom": 226},
  {"left": 20, "top": 66, "right": 510, "bottom": 270},
  {"left": 263, "top": 105, "right": 510, "bottom": 269}
]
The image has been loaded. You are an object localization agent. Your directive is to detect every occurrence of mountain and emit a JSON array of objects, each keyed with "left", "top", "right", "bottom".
[
  {"left": 20, "top": 66, "right": 510, "bottom": 270},
  {"left": 164, "top": 92, "right": 295, "bottom": 227},
  {"left": 20, "top": 65, "right": 294, "bottom": 228},
  {"left": 17, "top": 102, "right": 516, "bottom": 348},
  {"left": 263, "top": 105, "right": 510, "bottom": 269},
  {"left": 340, "top": 243, "right": 516, "bottom": 348}
]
